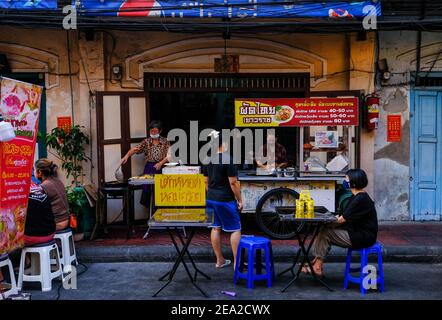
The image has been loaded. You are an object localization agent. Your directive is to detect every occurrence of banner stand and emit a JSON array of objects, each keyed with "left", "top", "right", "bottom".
[{"left": 0, "top": 77, "right": 43, "bottom": 254}]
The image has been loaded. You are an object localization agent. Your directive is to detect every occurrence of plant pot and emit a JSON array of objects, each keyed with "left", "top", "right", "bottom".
[{"left": 70, "top": 186, "right": 94, "bottom": 240}]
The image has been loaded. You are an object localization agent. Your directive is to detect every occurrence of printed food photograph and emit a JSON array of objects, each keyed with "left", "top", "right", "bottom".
[
  {"left": 273, "top": 105, "right": 294, "bottom": 123},
  {"left": 0, "top": 80, "right": 42, "bottom": 133},
  {"left": 315, "top": 131, "right": 338, "bottom": 148}
]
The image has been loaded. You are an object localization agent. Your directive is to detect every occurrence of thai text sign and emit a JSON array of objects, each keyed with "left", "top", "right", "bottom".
[
  {"left": 0, "top": 77, "right": 42, "bottom": 254},
  {"left": 155, "top": 174, "right": 205, "bottom": 206},
  {"left": 235, "top": 98, "right": 359, "bottom": 127},
  {"left": 57, "top": 116, "right": 72, "bottom": 133},
  {"left": 387, "top": 115, "right": 401, "bottom": 142}
]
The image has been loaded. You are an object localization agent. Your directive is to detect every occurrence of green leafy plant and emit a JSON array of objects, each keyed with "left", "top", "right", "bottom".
[
  {"left": 42, "top": 125, "right": 90, "bottom": 186},
  {"left": 66, "top": 186, "right": 87, "bottom": 216}
]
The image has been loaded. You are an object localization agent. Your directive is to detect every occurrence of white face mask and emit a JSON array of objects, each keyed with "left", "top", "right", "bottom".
[{"left": 150, "top": 134, "right": 160, "bottom": 139}]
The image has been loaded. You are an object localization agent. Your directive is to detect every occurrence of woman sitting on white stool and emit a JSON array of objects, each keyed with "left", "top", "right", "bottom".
[{"left": 0, "top": 183, "right": 56, "bottom": 283}]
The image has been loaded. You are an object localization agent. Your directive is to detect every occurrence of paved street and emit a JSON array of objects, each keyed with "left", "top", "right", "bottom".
[{"left": 26, "top": 262, "right": 442, "bottom": 300}]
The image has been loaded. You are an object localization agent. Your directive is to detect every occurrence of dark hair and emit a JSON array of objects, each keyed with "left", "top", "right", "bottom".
[
  {"left": 346, "top": 169, "right": 368, "bottom": 189},
  {"left": 35, "top": 158, "right": 58, "bottom": 177},
  {"left": 149, "top": 120, "right": 163, "bottom": 131}
]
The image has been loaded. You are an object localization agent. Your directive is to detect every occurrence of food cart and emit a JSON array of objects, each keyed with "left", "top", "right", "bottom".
[
  {"left": 238, "top": 172, "right": 343, "bottom": 239},
  {"left": 120, "top": 96, "right": 360, "bottom": 240},
  {"left": 234, "top": 97, "right": 360, "bottom": 239}
]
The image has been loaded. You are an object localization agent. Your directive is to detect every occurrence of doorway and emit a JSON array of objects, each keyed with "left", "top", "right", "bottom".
[
  {"left": 146, "top": 73, "right": 310, "bottom": 166},
  {"left": 411, "top": 90, "right": 442, "bottom": 220}
]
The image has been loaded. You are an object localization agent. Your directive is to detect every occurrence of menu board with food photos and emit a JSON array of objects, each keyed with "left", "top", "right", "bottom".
[{"left": 235, "top": 98, "right": 358, "bottom": 127}]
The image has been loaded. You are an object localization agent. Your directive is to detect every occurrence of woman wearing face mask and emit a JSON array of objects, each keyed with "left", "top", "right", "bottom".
[
  {"left": 302, "top": 169, "right": 378, "bottom": 277},
  {"left": 121, "top": 120, "right": 170, "bottom": 207}
]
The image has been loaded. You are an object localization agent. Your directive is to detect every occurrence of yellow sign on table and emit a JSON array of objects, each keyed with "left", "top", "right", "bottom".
[
  {"left": 153, "top": 208, "right": 207, "bottom": 222},
  {"left": 154, "top": 174, "right": 206, "bottom": 206}
]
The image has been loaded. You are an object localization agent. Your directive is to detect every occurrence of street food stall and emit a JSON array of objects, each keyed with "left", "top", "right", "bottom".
[
  {"left": 105, "top": 91, "right": 361, "bottom": 241},
  {"left": 234, "top": 97, "right": 360, "bottom": 239}
]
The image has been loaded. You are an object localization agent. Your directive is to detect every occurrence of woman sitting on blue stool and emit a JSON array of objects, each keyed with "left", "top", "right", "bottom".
[{"left": 304, "top": 169, "right": 378, "bottom": 277}]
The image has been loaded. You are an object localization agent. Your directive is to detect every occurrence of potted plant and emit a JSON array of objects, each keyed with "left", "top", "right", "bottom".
[
  {"left": 42, "top": 125, "right": 90, "bottom": 186},
  {"left": 41, "top": 125, "right": 92, "bottom": 238}
]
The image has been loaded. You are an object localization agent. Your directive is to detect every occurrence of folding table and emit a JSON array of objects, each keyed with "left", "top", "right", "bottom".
[
  {"left": 148, "top": 208, "right": 214, "bottom": 297},
  {"left": 278, "top": 210, "right": 338, "bottom": 292}
]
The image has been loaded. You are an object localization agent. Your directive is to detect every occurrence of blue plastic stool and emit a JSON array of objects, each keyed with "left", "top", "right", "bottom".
[
  {"left": 234, "top": 236, "right": 274, "bottom": 289},
  {"left": 344, "top": 241, "right": 385, "bottom": 295}
]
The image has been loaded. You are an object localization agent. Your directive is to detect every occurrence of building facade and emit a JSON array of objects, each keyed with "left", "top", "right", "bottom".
[{"left": 1, "top": 2, "right": 442, "bottom": 222}]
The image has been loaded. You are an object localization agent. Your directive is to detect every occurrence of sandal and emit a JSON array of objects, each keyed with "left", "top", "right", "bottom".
[
  {"left": 216, "top": 259, "right": 231, "bottom": 269},
  {"left": 301, "top": 266, "right": 325, "bottom": 278},
  {"left": 300, "top": 258, "right": 317, "bottom": 272},
  {"left": 300, "top": 259, "right": 324, "bottom": 278}
]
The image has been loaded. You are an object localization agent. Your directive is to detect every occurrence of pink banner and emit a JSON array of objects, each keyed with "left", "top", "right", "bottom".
[{"left": 0, "top": 77, "right": 42, "bottom": 254}]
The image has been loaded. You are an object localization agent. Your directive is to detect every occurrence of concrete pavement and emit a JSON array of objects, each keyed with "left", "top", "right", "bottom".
[{"left": 26, "top": 262, "right": 442, "bottom": 300}]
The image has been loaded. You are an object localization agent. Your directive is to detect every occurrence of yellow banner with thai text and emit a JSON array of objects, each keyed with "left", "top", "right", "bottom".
[{"left": 154, "top": 174, "right": 206, "bottom": 206}]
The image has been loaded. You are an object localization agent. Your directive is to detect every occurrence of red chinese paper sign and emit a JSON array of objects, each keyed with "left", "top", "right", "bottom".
[
  {"left": 235, "top": 98, "right": 359, "bottom": 127},
  {"left": 387, "top": 115, "right": 401, "bottom": 142},
  {"left": 57, "top": 116, "right": 72, "bottom": 133},
  {"left": 0, "top": 77, "right": 42, "bottom": 254}
]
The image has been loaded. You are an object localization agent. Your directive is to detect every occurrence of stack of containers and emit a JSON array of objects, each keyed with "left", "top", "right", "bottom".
[{"left": 295, "top": 190, "right": 315, "bottom": 219}]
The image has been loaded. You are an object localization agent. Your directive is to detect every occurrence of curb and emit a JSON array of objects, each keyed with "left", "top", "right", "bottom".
[{"left": 76, "top": 244, "right": 442, "bottom": 264}]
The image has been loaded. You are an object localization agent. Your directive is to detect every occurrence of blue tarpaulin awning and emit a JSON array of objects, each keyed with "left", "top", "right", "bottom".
[
  {"left": 73, "top": 0, "right": 382, "bottom": 18},
  {"left": 0, "top": 0, "right": 57, "bottom": 9}
]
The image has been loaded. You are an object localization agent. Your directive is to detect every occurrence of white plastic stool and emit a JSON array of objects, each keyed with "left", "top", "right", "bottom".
[
  {"left": 0, "top": 254, "right": 18, "bottom": 299},
  {"left": 54, "top": 228, "right": 77, "bottom": 272},
  {"left": 18, "top": 240, "right": 63, "bottom": 292}
]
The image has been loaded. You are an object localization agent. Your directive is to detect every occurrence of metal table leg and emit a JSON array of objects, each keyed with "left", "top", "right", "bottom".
[
  {"left": 159, "top": 229, "right": 211, "bottom": 282},
  {"left": 126, "top": 187, "right": 136, "bottom": 239},
  {"left": 281, "top": 223, "right": 334, "bottom": 292},
  {"left": 153, "top": 228, "right": 210, "bottom": 298},
  {"left": 143, "top": 185, "right": 156, "bottom": 239},
  {"left": 278, "top": 223, "right": 313, "bottom": 278},
  {"left": 277, "top": 247, "right": 301, "bottom": 277}
]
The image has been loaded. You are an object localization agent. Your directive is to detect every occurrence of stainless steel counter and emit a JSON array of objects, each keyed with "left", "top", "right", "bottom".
[{"left": 238, "top": 171, "right": 345, "bottom": 182}]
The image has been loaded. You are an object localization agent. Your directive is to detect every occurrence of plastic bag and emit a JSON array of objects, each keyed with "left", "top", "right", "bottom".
[
  {"left": 69, "top": 213, "right": 78, "bottom": 229},
  {"left": 115, "top": 164, "right": 124, "bottom": 182},
  {"left": 304, "top": 156, "right": 326, "bottom": 172}
]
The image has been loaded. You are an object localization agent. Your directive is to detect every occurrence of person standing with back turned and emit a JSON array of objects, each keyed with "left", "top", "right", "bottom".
[{"left": 202, "top": 130, "right": 243, "bottom": 270}]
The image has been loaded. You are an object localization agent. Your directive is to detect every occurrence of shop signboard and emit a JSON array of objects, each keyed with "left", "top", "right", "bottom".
[
  {"left": 0, "top": 77, "right": 42, "bottom": 254},
  {"left": 235, "top": 97, "right": 359, "bottom": 127}
]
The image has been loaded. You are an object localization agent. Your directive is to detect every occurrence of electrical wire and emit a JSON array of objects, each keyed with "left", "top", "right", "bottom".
[
  {"left": 78, "top": 46, "right": 95, "bottom": 184},
  {"left": 423, "top": 47, "right": 442, "bottom": 77},
  {"left": 66, "top": 30, "right": 75, "bottom": 124},
  {"left": 4, "top": 4, "right": 442, "bottom": 33},
  {"left": 55, "top": 261, "right": 89, "bottom": 300}
]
